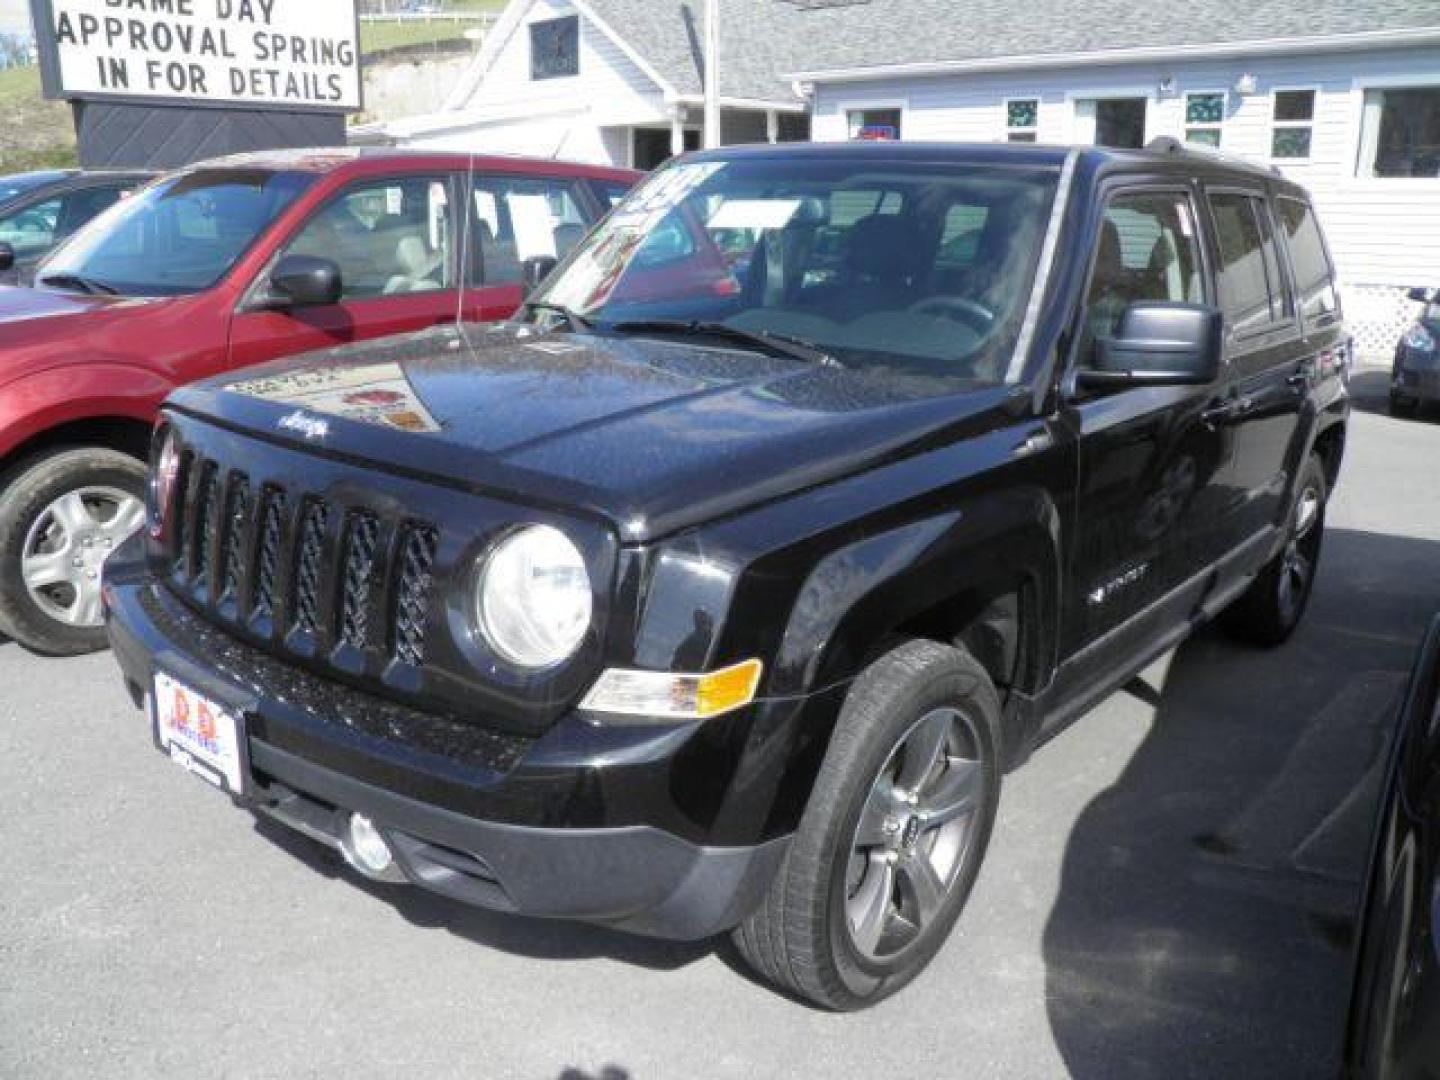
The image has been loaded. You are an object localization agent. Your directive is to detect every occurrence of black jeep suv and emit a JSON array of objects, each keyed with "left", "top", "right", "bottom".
[{"left": 105, "top": 141, "right": 1350, "bottom": 1009}]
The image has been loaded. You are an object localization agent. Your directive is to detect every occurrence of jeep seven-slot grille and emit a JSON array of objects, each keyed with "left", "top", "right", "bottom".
[{"left": 170, "top": 454, "right": 439, "bottom": 672}]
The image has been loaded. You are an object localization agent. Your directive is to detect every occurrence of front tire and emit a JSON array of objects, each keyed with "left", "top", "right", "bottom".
[
  {"left": 732, "top": 639, "right": 1002, "bottom": 1010},
  {"left": 0, "top": 447, "right": 147, "bottom": 655},
  {"left": 1219, "top": 454, "right": 1327, "bottom": 648}
]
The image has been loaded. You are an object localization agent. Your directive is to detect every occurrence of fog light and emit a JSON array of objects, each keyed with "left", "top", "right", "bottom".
[{"left": 345, "top": 814, "right": 394, "bottom": 875}]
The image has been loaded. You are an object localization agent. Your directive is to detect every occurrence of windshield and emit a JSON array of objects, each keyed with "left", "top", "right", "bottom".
[
  {"left": 39, "top": 169, "right": 314, "bottom": 297},
  {"left": 533, "top": 155, "right": 1059, "bottom": 385}
]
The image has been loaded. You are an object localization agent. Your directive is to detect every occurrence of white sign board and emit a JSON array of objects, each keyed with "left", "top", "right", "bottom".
[{"left": 37, "top": 0, "right": 361, "bottom": 111}]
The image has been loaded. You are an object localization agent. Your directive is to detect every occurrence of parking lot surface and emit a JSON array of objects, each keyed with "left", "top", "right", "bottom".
[{"left": 2, "top": 370, "right": 1436, "bottom": 1080}]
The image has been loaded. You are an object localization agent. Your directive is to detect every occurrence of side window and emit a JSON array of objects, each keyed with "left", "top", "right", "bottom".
[
  {"left": 1208, "top": 192, "right": 1291, "bottom": 337},
  {"left": 1082, "top": 190, "right": 1204, "bottom": 362},
  {"left": 0, "top": 197, "right": 61, "bottom": 258},
  {"left": 1275, "top": 197, "right": 1338, "bottom": 325},
  {"left": 470, "top": 176, "right": 588, "bottom": 286},
  {"left": 284, "top": 176, "right": 455, "bottom": 301}
]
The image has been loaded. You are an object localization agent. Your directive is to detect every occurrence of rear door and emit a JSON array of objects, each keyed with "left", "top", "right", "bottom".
[
  {"left": 461, "top": 172, "right": 602, "bottom": 323},
  {"left": 228, "top": 171, "right": 463, "bottom": 369},
  {"left": 1202, "top": 187, "right": 1308, "bottom": 544}
]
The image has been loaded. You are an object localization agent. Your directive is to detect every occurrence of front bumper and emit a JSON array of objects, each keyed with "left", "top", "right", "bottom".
[{"left": 104, "top": 550, "right": 792, "bottom": 941}]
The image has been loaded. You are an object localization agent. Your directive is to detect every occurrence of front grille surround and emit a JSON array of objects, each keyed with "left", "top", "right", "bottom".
[{"left": 170, "top": 457, "right": 437, "bottom": 675}]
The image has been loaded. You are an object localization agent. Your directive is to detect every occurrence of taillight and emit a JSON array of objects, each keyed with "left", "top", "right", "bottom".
[{"left": 149, "top": 428, "right": 181, "bottom": 541}]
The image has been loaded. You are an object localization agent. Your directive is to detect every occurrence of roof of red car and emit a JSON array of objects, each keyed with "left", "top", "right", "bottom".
[{"left": 189, "top": 147, "right": 639, "bottom": 182}]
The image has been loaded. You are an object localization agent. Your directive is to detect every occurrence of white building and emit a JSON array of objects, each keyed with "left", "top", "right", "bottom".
[{"left": 366, "top": 0, "right": 809, "bottom": 171}]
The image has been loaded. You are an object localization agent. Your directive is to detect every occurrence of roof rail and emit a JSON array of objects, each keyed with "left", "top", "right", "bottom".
[{"left": 1142, "top": 135, "right": 1284, "bottom": 176}]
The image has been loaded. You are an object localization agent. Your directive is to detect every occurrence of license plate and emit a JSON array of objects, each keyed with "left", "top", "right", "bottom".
[{"left": 152, "top": 672, "right": 248, "bottom": 796}]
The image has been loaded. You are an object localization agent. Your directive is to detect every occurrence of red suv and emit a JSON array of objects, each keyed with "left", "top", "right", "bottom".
[{"left": 0, "top": 149, "right": 637, "bottom": 654}]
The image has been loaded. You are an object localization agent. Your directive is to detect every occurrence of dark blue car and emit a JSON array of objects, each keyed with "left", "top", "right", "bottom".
[
  {"left": 1390, "top": 287, "right": 1440, "bottom": 415},
  {"left": 0, "top": 168, "right": 153, "bottom": 285}
]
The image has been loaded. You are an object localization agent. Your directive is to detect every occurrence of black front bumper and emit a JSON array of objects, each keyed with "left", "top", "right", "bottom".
[{"left": 105, "top": 549, "right": 791, "bottom": 941}]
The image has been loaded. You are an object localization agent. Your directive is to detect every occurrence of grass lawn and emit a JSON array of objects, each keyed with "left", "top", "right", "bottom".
[
  {"left": 359, "top": 0, "right": 508, "bottom": 57},
  {"left": 0, "top": 66, "right": 77, "bottom": 175}
]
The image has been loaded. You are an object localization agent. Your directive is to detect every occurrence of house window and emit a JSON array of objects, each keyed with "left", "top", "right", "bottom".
[
  {"left": 847, "top": 108, "right": 902, "bottom": 141},
  {"left": 530, "top": 16, "right": 579, "bottom": 81},
  {"left": 1358, "top": 86, "right": 1440, "bottom": 178},
  {"left": 1271, "top": 90, "right": 1315, "bottom": 160},
  {"left": 1184, "top": 92, "right": 1225, "bottom": 147},
  {"left": 1006, "top": 99, "right": 1038, "bottom": 143}
]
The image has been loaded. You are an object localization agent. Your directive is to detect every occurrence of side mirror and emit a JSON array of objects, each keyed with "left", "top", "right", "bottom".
[
  {"left": 269, "top": 255, "right": 342, "bottom": 308},
  {"left": 522, "top": 255, "right": 559, "bottom": 297},
  {"left": 1407, "top": 287, "right": 1436, "bottom": 304},
  {"left": 0, "top": 243, "right": 14, "bottom": 274},
  {"left": 1077, "top": 302, "right": 1224, "bottom": 391}
]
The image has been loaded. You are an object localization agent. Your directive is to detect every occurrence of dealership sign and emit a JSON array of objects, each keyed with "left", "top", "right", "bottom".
[{"left": 33, "top": 0, "right": 361, "bottom": 111}]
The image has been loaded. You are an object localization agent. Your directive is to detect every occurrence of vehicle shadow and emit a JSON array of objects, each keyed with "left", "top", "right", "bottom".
[
  {"left": 249, "top": 815, "right": 712, "bottom": 973},
  {"left": 1043, "top": 527, "right": 1440, "bottom": 1079}
]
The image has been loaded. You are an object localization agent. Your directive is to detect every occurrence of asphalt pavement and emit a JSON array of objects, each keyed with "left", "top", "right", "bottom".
[{"left": 2, "top": 369, "right": 1437, "bottom": 1079}]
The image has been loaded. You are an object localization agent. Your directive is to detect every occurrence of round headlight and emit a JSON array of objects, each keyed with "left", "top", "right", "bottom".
[
  {"left": 149, "top": 427, "right": 181, "bottom": 541},
  {"left": 476, "top": 525, "right": 592, "bottom": 668}
]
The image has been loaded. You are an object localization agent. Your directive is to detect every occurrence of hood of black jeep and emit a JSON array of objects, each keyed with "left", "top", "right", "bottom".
[{"left": 180, "top": 322, "right": 1005, "bottom": 541}]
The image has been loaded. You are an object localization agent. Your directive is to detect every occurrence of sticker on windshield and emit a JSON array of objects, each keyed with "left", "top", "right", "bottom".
[{"left": 707, "top": 199, "right": 802, "bottom": 231}]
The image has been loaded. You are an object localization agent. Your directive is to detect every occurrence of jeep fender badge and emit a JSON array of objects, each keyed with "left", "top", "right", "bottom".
[{"left": 278, "top": 410, "right": 329, "bottom": 441}]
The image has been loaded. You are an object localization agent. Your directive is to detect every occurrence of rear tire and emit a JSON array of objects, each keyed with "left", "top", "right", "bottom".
[
  {"left": 732, "top": 639, "right": 1002, "bottom": 1010},
  {"left": 1219, "top": 454, "right": 1327, "bottom": 648},
  {"left": 0, "top": 447, "right": 146, "bottom": 656},
  {"left": 1389, "top": 390, "right": 1418, "bottom": 417}
]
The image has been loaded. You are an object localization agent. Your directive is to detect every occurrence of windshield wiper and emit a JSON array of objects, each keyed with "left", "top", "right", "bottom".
[
  {"left": 526, "top": 300, "right": 592, "bottom": 331},
  {"left": 610, "top": 319, "right": 836, "bottom": 366},
  {"left": 40, "top": 273, "right": 119, "bottom": 296}
]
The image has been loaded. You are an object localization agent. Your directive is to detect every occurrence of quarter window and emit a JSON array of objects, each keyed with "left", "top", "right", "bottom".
[
  {"left": 1271, "top": 90, "right": 1316, "bottom": 160},
  {"left": 283, "top": 177, "right": 455, "bottom": 301},
  {"left": 530, "top": 16, "right": 580, "bottom": 81},
  {"left": 1208, "top": 193, "right": 1292, "bottom": 336},
  {"left": 1006, "top": 99, "right": 1039, "bottom": 143},
  {"left": 470, "top": 176, "right": 589, "bottom": 286},
  {"left": 1358, "top": 86, "right": 1440, "bottom": 177},
  {"left": 1082, "top": 191, "right": 1204, "bottom": 361},
  {"left": 1184, "top": 92, "right": 1226, "bottom": 148},
  {"left": 1275, "top": 197, "right": 1338, "bottom": 324},
  {"left": 847, "top": 108, "right": 902, "bottom": 141}
]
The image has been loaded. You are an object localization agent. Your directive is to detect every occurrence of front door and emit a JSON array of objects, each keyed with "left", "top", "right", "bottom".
[
  {"left": 229, "top": 173, "right": 462, "bottom": 369},
  {"left": 1060, "top": 184, "right": 1232, "bottom": 671}
]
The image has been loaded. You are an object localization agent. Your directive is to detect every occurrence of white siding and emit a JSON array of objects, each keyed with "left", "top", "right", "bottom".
[
  {"left": 469, "top": 0, "right": 668, "bottom": 129},
  {"left": 399, "top": 0, "right": 670, "bottom": 166},
  {"left": 813, "top": 46, "right": 1440, "bottom": 296}
]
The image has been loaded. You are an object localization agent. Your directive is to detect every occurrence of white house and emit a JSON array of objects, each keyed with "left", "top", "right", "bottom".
[
  {"left": 791, "top": 0, "right": 1440, "bottom": 354},
  {"left": 367, "top": 0, "right": 810, "bottom": 171}
]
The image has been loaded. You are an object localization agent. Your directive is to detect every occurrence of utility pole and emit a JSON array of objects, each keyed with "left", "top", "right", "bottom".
[{"left": 703, "top": 0, "right": 720, "bottom": 149}]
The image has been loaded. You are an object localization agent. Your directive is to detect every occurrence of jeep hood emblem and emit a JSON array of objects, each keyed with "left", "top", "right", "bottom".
[{"left": 277, "top": 410, "right": 329, "bottom": 441}]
